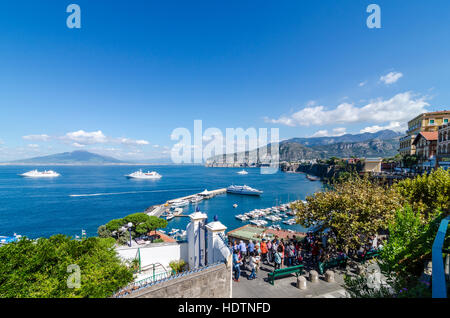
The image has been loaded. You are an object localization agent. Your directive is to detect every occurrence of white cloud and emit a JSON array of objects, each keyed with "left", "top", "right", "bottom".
[
  {"left": 27, "top": 144, "right": 39, "bottom": 149},
  {"left": 63, "top": 130, "right": 107, "bottom": 145},
  {"left": 23, "top": 134, "right": 50, "bottom": 141},
  {"left": 380, "top": 71, "right": 403, "bottom": 85},
  {"left": 153, "top": 144, "right": 160, "bottom": 148},
  {"left": 266, "top": 92, "right": 429, "bottom": 127},
  {"left": 61, "top": 130, "right": 149, "bottom": 147},
  {"left": 360, "top": 121, "right": 405, "bottom": 133},
  {"left": 310, "top": 127, "right": 347, "bottom": 138},
  {"left": 117, "top": 137, "right": 149, "bottom": 146},
  {"left": 359, "top": 81, "right": 367, "bottom": 87},
  {"left": 306, "top": 100, "right": 316, "bottom": 107}
]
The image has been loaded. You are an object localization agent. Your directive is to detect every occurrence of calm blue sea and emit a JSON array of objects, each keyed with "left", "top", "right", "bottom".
[{"left": 0, "top": 165, "right": 324, "bottom": 239}]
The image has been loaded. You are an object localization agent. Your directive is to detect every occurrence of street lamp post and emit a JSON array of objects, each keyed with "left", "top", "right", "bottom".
[{"left": 128, "top": 222, "right": 133, "bottom": 247}]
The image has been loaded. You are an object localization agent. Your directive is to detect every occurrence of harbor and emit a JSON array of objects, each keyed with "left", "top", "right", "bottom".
[
  {"left": 143, "top": 188, "right": 228, "bottom": 239},
  {"left": 143, "top": 183, "right": 306, "bottom": 240}
]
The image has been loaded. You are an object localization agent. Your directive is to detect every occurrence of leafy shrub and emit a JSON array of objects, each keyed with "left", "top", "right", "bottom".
[{"left": 0, "top": 235, "right": 133, "bottom": 298}]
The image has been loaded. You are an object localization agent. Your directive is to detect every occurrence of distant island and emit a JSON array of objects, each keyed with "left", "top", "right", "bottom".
[{"left": 1, "top": 150, "right": 174, "bottom": 165}]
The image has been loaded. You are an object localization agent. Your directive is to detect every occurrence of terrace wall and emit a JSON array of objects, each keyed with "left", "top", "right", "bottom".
[{"left": 121, "top": 260, "right": 232, "bottom": 298}]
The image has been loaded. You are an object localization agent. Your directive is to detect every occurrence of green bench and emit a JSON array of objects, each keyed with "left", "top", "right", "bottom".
[
  {"left": 267, "top": 264, "right": 304, "bottom": 285},
  {"left": 358, "top": 250, "right": 380, "bottom": 264},
  {"left": 318, "top": 256, "right": 348, "bottom": 275}
]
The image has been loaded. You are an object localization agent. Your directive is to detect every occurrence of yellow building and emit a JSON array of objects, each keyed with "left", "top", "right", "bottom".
[{"left": 399, "top": 110, "right": 450, "bottom": 156}]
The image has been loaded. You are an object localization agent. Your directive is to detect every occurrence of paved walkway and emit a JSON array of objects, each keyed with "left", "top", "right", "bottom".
[{"left": 232, "top": 261, "right": 349, "bottom": 298}]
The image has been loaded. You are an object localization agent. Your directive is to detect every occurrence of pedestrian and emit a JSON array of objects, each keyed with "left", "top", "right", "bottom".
[
  {"left": 287, "top": 241, "right": 295, "bottom": 267},
  {"left": 232, "top": 249, "right": 242, "bottom": 282},
  {"left": 239, "top": 240, "right": 247, "bottom": 266},
  {"left": 279, "top": 240, "right": 285, "bottom": 268},
  {"left": 255, "top": 250, "right": 261, "bottom": 273},
  {"left": 266, "top": 239, "right": 272, "bottom": 263},
  {"left": 248, "top": 252, "right": 259, "bottom": 280},
  {"left": 273, "top": 245, "right": 283, "bottom": 270},
  {"left": 260, "top": 238, "right": 268, "bottom": 264},
  {"left": 233, "top": 240, "right": 239, "bottom": 253},
  {"left": 248, "top": 240, "right": 255, "bottom": 255},
  {"left": 311, "top": 242, "right": 320, "bottom": 265}
]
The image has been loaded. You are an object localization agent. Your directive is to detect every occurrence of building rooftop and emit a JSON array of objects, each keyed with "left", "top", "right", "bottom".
[
  {"left": 227, "top": 224, "right": 306, "bottom": 243},
  {"left": 409, "top": 110, "right": 450, "bottom": 123},
  {"left": 413, "top": 131, "right": 438, "bottom": 144}
]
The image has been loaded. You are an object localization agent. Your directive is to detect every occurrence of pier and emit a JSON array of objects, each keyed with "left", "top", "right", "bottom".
[{"left": 144, "top": 188, "right": 227, "bottom": 218}]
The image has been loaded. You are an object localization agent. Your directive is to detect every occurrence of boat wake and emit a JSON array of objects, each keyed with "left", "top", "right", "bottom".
[{"left": 69, "top": 188, "right": 202, "bottom": 198}]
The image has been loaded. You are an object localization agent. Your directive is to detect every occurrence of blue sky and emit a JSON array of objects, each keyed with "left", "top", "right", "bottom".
[{"left": 0, "top": 1, "right": 449, "bottom": 161}]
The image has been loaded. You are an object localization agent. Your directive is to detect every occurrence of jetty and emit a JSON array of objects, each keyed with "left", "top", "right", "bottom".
[{"left": 145, "top": 188, "right": 227, "bottom": 218}]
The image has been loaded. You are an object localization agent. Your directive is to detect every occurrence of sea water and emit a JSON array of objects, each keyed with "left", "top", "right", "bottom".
[{"left": 0, "top": 165, "right": 324, "bottom": 238}]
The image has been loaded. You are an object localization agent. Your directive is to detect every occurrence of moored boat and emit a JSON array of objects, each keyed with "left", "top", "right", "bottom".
[{"left": 306, "top": 174, "right": 320, "bottom": 181}]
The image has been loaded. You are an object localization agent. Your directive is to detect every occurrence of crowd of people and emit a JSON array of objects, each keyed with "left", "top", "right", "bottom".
[{"left": 230, "top": 232, "right": 384, "bottom": 282}]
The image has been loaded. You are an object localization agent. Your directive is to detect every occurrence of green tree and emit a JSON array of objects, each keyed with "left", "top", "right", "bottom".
[
  {"left": 395, "top": 168, "right": 450, "bottom": 219},
  {"left": 97, "top": 225, "right": 111, "bottom": 238},
  {"left": 99, "top": 213, "right": 168, "bottom": 243},
  {"left": 0, "top": 235, "right": 133, "bottom": 298},
  {"left": 105, "top": 218, "right": 126, "bottom": 232},
  {"left": 291, "top": 174, "right": 403, "bottom": 251},
  {"left": 381, "top": 207, "right": 448, "bottom": 279}
]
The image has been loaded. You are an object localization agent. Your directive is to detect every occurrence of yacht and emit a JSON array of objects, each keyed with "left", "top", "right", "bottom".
[
  {"left": 20, "top": 170, "right": 60, "bottom": 178},
  {"left": 189, "top": 195, "right": 203, "bottom": 203},
  {"left": 125, "top": 169, "right": 162, "bottom": 179},
  {"left": 170, "top": 199, "right": 189, "bottom": 208},
  {"left": 168, "top": 228, "right": 180, "bottom": 236},
  {"left": 166, "top": 213, "right": 175, "bottom": 221},
  {"left": 235, "top": 214, "right": 249, "bottom": 221},
  {"left": 306, "top": 174, "right": 320, "bottom": 181},
  {"left": 250, "top": 219, "right": 268, "bottom": 226},
  {"left": 226, "top": 185, "right": 263, "bottom": 196},
  {"left": 237, "top": 169, "right": 248, "bottom": 175},
  {"left": 171, "top": 207, "right": 183, "bottom": 215}
]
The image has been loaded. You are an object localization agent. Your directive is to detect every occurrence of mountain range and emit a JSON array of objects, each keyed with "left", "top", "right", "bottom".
[
  {"left": 7, "top": 150, "right": 124, "bottom": 165},
  {"left": 208, "top": 129, "right": 402, "bottom": 163},
  {"left": 4, "top": 130, "right": 402, "bottom": 165}
]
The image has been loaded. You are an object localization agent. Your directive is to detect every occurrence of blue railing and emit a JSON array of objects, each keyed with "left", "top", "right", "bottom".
[
  {"left": 432, "top": 215, "right": 450, "bottom": 298},
  {"left": 113, "top": 261, "right": 225, "bottom": 298}
]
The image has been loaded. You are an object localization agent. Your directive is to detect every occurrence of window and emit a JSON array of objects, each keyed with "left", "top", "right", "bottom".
[
  {"left": 444, "top": 118, "right": 449, "bottom": 123},
  {"left": 429, "top": 119, "right": 435, "bottom": 125}
]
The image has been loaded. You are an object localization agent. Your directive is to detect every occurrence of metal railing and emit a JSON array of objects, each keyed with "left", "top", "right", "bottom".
[
  {"left": 113, "top": 261, "right": 225, "bottom": 298},
  {"left": 432, "top": 215, "right": 450, "bottom": 298}
]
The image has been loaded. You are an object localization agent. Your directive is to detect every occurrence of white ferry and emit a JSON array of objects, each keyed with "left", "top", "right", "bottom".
[
  {"left": 20, "top": 170, "right": 60, "bottom": 178},
  {"left": 125, "top": 169, "right": 162, "bottom": 179},
  {"left": 226, "top": 185, "right": 263, "bottom": 196}
]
